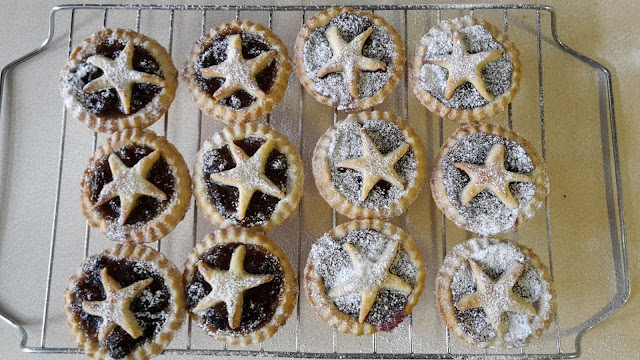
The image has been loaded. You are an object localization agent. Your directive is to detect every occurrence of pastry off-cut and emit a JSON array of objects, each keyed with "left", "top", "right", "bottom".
[{"left": 60, "top": 28, "right": 178, "bottom": 133}]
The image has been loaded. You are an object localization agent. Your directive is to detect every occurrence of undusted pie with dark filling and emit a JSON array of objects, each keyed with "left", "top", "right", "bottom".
[
  {"left": 183, "top": 20, "right": 291, "bottom": 124},
  {"left": 431, "top": 123, "right": 548, "bottom": 235},
  {"left": 294, "top": 7, "right": 406, "bottom": 111},
  {"left": 312, "top": 111, "right": 426, "bottom": 220},
  {"left": 436, "top": 237, "right": 555, "bottom": 348},
  {"left": 410, "top": 16, "right": 521, "bottom": 123},
  {"left": 183, "top": 227, "right": 297, "bottom": 345},
  {"left": 193, "top": 123, "right": 304, "bottom": 231},
  {"left": 60, "top": 28, "right": 178, "bottom": 133},
  {"left": 305, "top": 220, "right": 425, "bottom": 336},
  {"left": 63, "top": 243, "right": 185, "bottom": 360},
  {"left": 80, "top": 128, "right": 192, "bottom": 243}
]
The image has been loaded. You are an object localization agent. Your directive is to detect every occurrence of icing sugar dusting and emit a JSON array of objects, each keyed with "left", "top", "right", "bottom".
[
  {"left": 419, "top": 24, "right": 512, "bottom": 109},
  {"left": 309, "top": 228, "right": 417, "bottom": 329},
  {"left": 327, "top": 118, "right": 417, "bottom": 209},
  {"left": 440, "top": 133, "right": 536, "bottom": 235},
  {"left": 303, "top": 13, "right": 398, "bottom": 111},
  {"left": 449, "top": 241, "right": 551, "bottom": 347}
]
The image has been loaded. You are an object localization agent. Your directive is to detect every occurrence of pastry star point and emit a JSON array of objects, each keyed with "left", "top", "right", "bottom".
[
  {"left": 317, "top": 26, "right": 387, "bottom": 98},
  {"left": 336, "top": 130, "right": 409, "bottom": 202},
  {"left": 193, "top": 245, "right": 274, "bottom": 329},
  {"left": 83, "top": 41, "right": 166, "bottom": 114},
  {"left": 328, "top": 241, "right": 412, "bottom": 323},
  {"left": 200, "top": 34, "right": 276, "bottom": 100},
  {"left": 454, "top": 144, "right": 533, "bottom": 209},
  {"left": 455, "top": 259, "right": 537, "bottom": 339},
  {"left": 425, "top": 31, "right": 503, "bottom": 101},
  {"left": 82, "top": 268, "right": 153, "bottom": 341},
  {"left": 94, "top": 149, "right": 167, "bottom": 225},
  {"left": 210, "top": 139, "right": 285, "bottom": 220}
]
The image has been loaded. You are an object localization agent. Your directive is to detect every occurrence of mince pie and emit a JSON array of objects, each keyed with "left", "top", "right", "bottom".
[
  {"left": 294, "top": 7, "right": 406, "bottom": 111},
  {"left": 183, "top": 227, "right": 297, "bottom": 346},
  {"left": 61, "top": 28, "right": 178, "bottom": 133},
  {"left": 431, "top": 123, "right": 548, "bottom": 235},
  {"left": 410, "top": 16, "right": 521, "bottom": 123},
  {"left": 193, "top": 123, "right": 304, "bottom": 231},
  {"left": 183, "top": 20, "right": 291, "bottom": 124},
  {"left": 81, "top": 128, "right": 192, "bottom": 243},
  {"left": 305, "top": 220, "right": 425, "bottom": 336},
  {"left": 436, "top": 237, "right": 555, "bottom": 348},
  {"left": 63, "top": 243, "right": 185, "bottom": 360},
  {"left": 313, "top": 111, "right": 426, "bottom": 220}
]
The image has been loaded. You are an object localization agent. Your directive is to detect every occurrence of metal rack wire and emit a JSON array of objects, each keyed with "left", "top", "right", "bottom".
[{"left": 0, "top": 3, "right": 629, "bottom": 359}]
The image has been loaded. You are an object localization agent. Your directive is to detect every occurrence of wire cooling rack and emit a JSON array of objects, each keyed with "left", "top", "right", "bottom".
[{"left": 0, "top": 3, "right": 629, "bottom": 359}]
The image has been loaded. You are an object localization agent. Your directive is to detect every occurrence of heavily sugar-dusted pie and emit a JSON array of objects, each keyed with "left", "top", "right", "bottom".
[
  {"left": 81, "top": 128, "right": 192, "bottom": 243},
  {"left": 305, "top": 220, "right": 425, "bottom": 336},
  {"left": 61, "top": 28, "right": 178, "bottom": 133},
  {"left": 431, "top": 123, "right": 548, "bottom": 235},
  {"left": 436, "top": 237, "right": 555, "bottom": 348},
  {"left": 313, "top": 111, "right": 426, "bottom": 220},
  {"left": 63, "top": 243, "right": 185, "bottom": 360},
  {"left": 294, "top": 7, "right": 406, "bottom": 111},
  {"left": 410, "top": 16, "right": 521, "bottom": 123},
  {"left": 183, "top": 228, "right": 297, "bottom": 346},
  {"left": 183, "top": 20, "right": 291, "bottom": 124},
  {"left": 193, "top": 123, "right": 304, "bottom": 231}
]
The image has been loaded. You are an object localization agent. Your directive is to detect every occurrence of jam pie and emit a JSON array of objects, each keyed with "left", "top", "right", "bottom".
[
  {"left": 410, "top": 16, "right": 521, "bottom": 123},
  {"left": 60, "top": 28, "right": 178, "bottom": 133},
  {"left": 312, "top": 111, "right": 426, "bottom": 220},
  {"left": 183, "top": 20, "right": 291, "bottom": 124},
  {"left": 63, "top": 243, "right": 185, "bottom": 359},
  {"left": 431, "top": 123, "right": 548, "bottom": 235},
  {"left": 193, "top": 123, "right": 304, "bottom": 231},
  {"left": 81, "top": 128, "right": 192, "bottom": 243},
  {"left": 436, "top": 237, "right": 555, "bottom": 348},
  {"left": 183, "top": 227, "right": 297, "bottom": 345},
  {"left": 294, "top": 7, "right": 406, "bottom": 111},
  {"left": 305, "top": 220, "right": 425, "bottom": 336}
]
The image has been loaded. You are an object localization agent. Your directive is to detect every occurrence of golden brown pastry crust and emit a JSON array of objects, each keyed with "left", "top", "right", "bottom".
[
  {"left": 193, "top": 123, "right": 304, "bottom": 232},
  {"left": 183, "top": 227, "right": 298, "bottom": 346},
  {"left": 183, "top": 20, "right": 291, "bottom": 124},
  {"left": 304, "top": 219, "right": 426, "bottom": 336},
  {"left": 435, "top": 237, "right": 556, "bottom": 348},
  {"left": 63, "top": 243, "right": 185, "bottom": 360},
  {"left": 294, "top": 7, "right": 406, "bottom": 112},
  {"left": 431, "top": 123, "right": 548, "bottom": 234},
  {"left": 60, "top": 28, "right": 178, "bottom": 133},
  {"left": 80, "top": 128, "right": 192, "bottom": 243},
  {"left": 312, "top": 111, "right": 427, "bottom": 220},
  {"left": 410, "top": 16, "right": 521, "bottom": 123}
]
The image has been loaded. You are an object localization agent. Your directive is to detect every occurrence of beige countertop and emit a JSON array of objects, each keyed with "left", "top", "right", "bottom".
[{"left": 0, "top": 0, "right": 637, "bottom": 359}]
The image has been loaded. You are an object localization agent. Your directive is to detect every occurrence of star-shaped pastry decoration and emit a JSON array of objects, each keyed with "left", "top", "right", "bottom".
[
  {"left": 425, "top": 31, "right": 503, "bottom": 101},
  {"left": 193, "top": 245, "right": 274, "bottom": 329},
  {"left": 456, "top": 259, "right": 537, "bottom": 339},
  {"left": 82, "top": 268, "right": 153, "bottom": 341},
  {"left": 210, "top": 139, "right": 285, "bottom": 220},
  {"left": 454, "top": 144, "right": 533, "bottom": 209},
  {"left": 83, "top": 41, "right": 166, "bottom": 114},
  {"left": 328, "top": 240, "right": 412, "bottom": 323},
  {"left": 200, "top": 34, "right": 276, "bottom": 100},
  {"left": 317, "top": 26, "right": 387, "bottom": 98},
  {"left": 94, "top": 150, "right": 167, "bottom": 225},
  {"left": 336, "top": 130, "right": 409, "bottom": 202}
]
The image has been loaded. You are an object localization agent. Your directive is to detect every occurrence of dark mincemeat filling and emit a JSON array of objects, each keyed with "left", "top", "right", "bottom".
[
  {"left": 90, "top": 144, "right": 175, "bottom": 226},
  {"left": 185, "top": 243, "right": 284, "bottom": 335},
  {"left": 71, "top": 255, "right": 171, "bottom": 359},
  {"left": 195, "top": 31, "right": 277, "bottom": 110},
  {"left": 70, "top": 39, "right": 164, "bottom": 117},
  {"left": 202, "top": 137, "right": 288, "bottom": 227}
]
